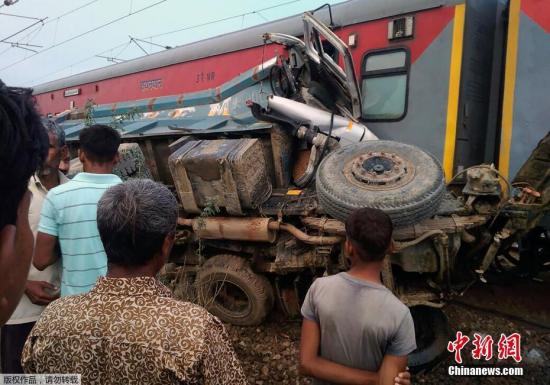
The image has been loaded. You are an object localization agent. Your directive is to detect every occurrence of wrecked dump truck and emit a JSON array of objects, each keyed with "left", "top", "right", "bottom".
[{"left": 49, "top": 9, "right": 550, "bottom": 371}]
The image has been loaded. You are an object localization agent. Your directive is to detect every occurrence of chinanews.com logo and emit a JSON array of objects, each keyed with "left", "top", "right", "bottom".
[{"left": 446, "top": 331, "right": 524, "bottom": 376}]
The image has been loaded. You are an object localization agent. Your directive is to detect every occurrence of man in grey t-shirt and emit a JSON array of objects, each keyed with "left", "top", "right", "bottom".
[{"left": 300, "top": 208, "right": 416, "bottom": 385}]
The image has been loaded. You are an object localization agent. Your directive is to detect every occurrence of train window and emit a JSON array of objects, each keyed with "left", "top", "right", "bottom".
[
  {"left": 361, "top": 48, "right": 409, "bottom": 121},
  {"left": 365, "top": 51, "right": 406, "bottom": 71}
]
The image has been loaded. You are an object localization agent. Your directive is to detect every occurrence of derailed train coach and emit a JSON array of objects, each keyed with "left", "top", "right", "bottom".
[{"left": 32, "top": 0, "right": 549, "bottom": 371}]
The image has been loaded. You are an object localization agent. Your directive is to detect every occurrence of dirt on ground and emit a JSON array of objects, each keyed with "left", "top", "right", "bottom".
[{"left": 225, "top": 277, "right": 550, "bottom": 385}]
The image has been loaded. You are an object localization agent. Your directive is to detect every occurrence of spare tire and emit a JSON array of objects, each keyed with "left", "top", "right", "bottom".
[{"left": 316, "top": 141, "right": 445, "bottom": 226}]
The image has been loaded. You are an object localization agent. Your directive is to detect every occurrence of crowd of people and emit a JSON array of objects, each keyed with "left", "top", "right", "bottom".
[{"left": 0, "top": 80, "right": 415, "bottom": 385}]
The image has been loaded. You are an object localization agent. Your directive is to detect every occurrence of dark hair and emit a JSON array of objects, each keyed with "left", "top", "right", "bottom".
[
  {"left": 0, "top": 80, "right": 48, "bottom": 228},
  {"left": 345, "top": 208, "right": 393, "bottom": 262},
  {"left": 43, "top": 119, "right": 66, "bottom": 147},
  {"left": 97, "top": 179, "right": 178, "bottom": 267},
  {"left": 79, "top": 124, "right": 120, "bottom": 163}
]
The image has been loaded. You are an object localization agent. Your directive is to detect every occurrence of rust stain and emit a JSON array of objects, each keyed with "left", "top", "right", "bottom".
[
  {"left": 144, "top": 111, "right": 160, "bottom": 119},
  {"left": 293, "top": 149, "right": 311, "bottom": 181},
  {"left": 217, "top": 220, "right": 224, "bottom": 238},
  {"left": 147, "top": 98, "right": 157, "bottom": 112},
  {"left": 199, "top": 217, "right": 272, "bottom": 241},
  {"left": 247, "top": 218, "right": 262, "bottom": 239},
  {"left": 111, "top": 103, "right": 117, "bottom": 113},
  {"left": 214, "top": 87, "right": 222, "bottom": 102},
  {"left": 252, "top": 65, "right": 259, "bottom": 81},
  {"left": 177, "top": 94, "right": 185, "bottom": 105}
]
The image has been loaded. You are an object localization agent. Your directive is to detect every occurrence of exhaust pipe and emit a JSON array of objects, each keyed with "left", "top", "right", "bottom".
[{"left": 178, "top": 217, "right": 342, "bottom": 245}]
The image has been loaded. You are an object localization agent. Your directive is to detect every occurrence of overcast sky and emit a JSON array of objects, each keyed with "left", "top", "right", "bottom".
[{"left": 0, "top": 0, "right": 343, "bottom": 87}]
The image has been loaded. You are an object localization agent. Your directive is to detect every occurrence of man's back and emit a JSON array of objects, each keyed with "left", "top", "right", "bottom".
[
  {"left": 302, "top": 272, "right": 416, "bottom": 373},
  {"left": 38, "top": 172, "right": 121, "bottom": 296},
  {"left": 22, "top": 277, "right": 246, "bottom": 385}
]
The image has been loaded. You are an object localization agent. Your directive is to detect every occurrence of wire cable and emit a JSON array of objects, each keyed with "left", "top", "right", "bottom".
[
  {"left": 143, "top": 0, "right": 301, "bottom": 40},
  {"left": 45, "top": 0, "right": 101, "bottom": 23},
  {"left": 0, "top": 11, "right": 43, "bottom": 21},
  {"left": 27, "top": 40, "right": 131, "bottom": 84},
  {"left": 131, "top": 36, "right": 171, "bottom": 50},
  {"left": 3, "top": 0, "right": 101, "bottom": 44},
  {"left": 0, "top": 22, "right": 43, "bottom": 56},
  {"left": 0, "top": 18, "right": 47, "bottom": 43},
  {"left": 24, "top": 0, "right": 306, "bottom": 86},
  {"left": 0, "top": 0, "right": 100, "bottom": 57},
  {"left": 0, "top": 0, "right": 168, "bottom": 73}
]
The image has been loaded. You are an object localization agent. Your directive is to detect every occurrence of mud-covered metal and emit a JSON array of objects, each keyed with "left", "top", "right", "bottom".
[
  {"left": 179, "top": 217, "right": 277, "bottom": 243},
  {"left": 178, "top": 216, "right": 342, "bottom": 246},
  {"left": 348, "top": 151, "right": 415, "bottom": 189},
  {"left": 301, "top": 214, "right": 489, "bottom": 240},
  {"left": 49, "top": 9, "right": 550, "bottom": 347},
  {"left": 168, "top": 138, "right": 272, "bottom": 215},
  {"left": 270, "top": 125, "right": 294, "bottom": 188},
  {"left": 462, "top": 166, "right": 501, "bottom": 196}
]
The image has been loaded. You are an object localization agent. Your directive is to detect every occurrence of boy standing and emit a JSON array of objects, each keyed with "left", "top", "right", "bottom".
[
  {"left": 300, "top": 208, "right": 416, "bottom": 385},
  {"left": 34, "top": 124, "right": 121, "bottom": 296}
]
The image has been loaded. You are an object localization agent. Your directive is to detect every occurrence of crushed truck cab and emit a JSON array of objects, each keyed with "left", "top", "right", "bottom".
[{"left": 52, "top": 11, "right": 550, "bottom": 372}]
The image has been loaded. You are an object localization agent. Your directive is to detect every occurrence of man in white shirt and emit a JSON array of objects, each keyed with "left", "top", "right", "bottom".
[{"left": 0, "top": 120, "right": 68, "bottom": 373}]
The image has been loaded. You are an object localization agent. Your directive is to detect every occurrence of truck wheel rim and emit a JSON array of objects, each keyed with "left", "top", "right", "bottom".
[{"left": 345, "top": 151, "right": 415, "bottom": 190}]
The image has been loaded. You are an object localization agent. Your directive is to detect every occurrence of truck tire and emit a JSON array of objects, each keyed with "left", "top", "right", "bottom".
[
  {"left": 408, "top": 306, "right": 452, "bottom": 373},
  {"left": 195, "top": 254, "right": 274, "bottom": 326},
  {"left": 316, "top": 141, "right": 445, "bottom": 226}
]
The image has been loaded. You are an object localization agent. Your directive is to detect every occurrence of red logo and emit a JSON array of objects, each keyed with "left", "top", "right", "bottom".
[
  {"left": 447, "top": 332, "right": 522, "bottom": 363},
  {"left": 447, "top": 331, "right": 470, "bottom": 364},
  {"left": 472, "top": 333, "right": 494, "bottom": 360},
  {"left": 497, "top": 333, "right": 522, "bottom": 363}
]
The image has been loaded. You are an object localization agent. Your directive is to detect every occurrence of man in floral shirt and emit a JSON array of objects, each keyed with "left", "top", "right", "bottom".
[{"left": 23, "top": 179, "right": 246, "bottom": 385}]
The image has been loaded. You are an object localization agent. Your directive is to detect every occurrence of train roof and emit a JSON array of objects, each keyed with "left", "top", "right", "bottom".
[{"left": 33, "top": 0, "right": 462, "bottom": 94}]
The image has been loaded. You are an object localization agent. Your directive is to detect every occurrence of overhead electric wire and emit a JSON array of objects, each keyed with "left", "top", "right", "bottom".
[
  {"left": 0, "top": 0, "right": 168, "bottom": 72},
  {"left": 8, "top": 0, "right": 101, "bottom": 48},
  {"left": 0, "top": 21, "right": 43, "bottom": 55},
  {"left": 0, "top": 11, "right": 42, "bottom": 20},
  {"left": 130, "top": 36, "right": 171, "bottom": 50},
  {"left": 9, "top": 43, "right": 37, "bottom": 52},
  {"left": 28, "top": 41, "right": 131, "bottom": 84},
  {"left": 3, "top": 40, "right": 43, "bottom": 54},
  {"left": 253, "top": 11, "right": 270, "bottom": 22},
  {"left": 113, "top": 40, "right": 133, "bottom": 58},
  {"left": 95, "top": 54, "right": 125, "bottom": 63},
  {"left": 144, "top": 0, "right": 301, "bottom": 40},
  {"left": 44, "top": 0, "right": 101, "bottom": 24},
  {"left": 25, "top": 0, "right": 306, "bottom": 85},
  {"left": 1, "top": 0, "right": 101, "bottom": 49},
  {"left": 0, "top": 18, "right": 47, "bottom": 43},
  {"left": 3, "top": 41, "right": 41, "bottom": 48},
  {"left": 129, "top": 36, "right": 149, "bottom": 55},
  {"left": 0, "top": 40, "right": 44, "bottom": 48}
]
